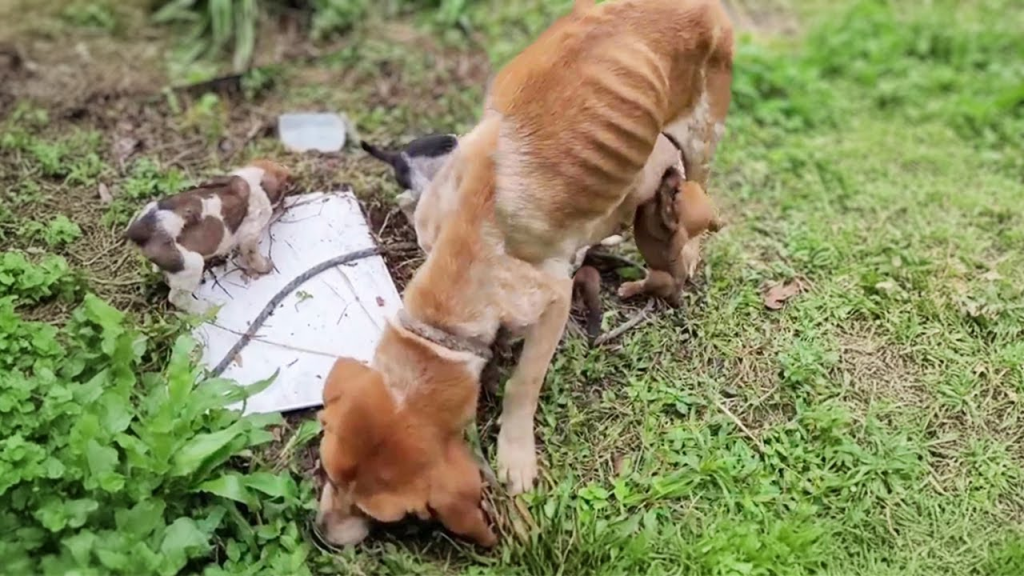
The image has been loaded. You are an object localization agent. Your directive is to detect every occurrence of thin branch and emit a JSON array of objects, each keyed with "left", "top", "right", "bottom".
[{"left": 593, "top": 300, "right": 655, "bottom": 346}]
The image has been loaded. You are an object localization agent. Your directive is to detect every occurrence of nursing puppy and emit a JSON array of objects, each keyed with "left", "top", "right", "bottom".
[
  {"left": 620, "top": 165, "right": 722, "bottom": 305},
  {"left": 124, "top": 160, "right": 292, "bottom": 311},
  {"left": 317, "top": 0, "right": 732, "bottom": 546},
  {"left": 361, "top": 134, "right": 458, "bottom": 221}
]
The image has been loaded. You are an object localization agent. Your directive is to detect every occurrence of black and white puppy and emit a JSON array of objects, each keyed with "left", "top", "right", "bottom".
[{"left": 360, "top": 134, "right": 458, "bottom": 221}]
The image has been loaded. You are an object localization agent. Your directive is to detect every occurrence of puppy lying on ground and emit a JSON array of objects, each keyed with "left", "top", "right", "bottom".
[
  {"left": 361, "top": 134, "right": 458, "bottom": 222},
  {"left": 124, "top": 160, "right": 292, "bottom": 311},
  {"left": 317, "top": 0, "right": 732, "bottom": 547}
]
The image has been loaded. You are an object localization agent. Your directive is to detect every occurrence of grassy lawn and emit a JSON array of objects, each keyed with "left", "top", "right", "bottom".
[{"left": 1, "top": 0, "right": 1022, "bottom": 574}]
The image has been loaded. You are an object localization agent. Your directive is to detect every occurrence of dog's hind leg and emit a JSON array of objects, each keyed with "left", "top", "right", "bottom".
[{"left": 497, "top": 277, "right": 572, "bottom": 495}]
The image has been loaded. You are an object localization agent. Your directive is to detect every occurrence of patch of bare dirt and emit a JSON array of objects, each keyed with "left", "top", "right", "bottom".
[{"left": 837, "top": 328, "right": 930, "bottom": 411}]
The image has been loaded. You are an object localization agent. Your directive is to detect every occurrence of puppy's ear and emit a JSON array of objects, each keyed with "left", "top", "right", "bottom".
[
  {"left": 676, "top": 182, "right": 720, "bottom": 238},
  {"left": 249, "top": 159, "right": 292, "bottom": 204},
  {"left": 427, "top": 439, "right": 497, "bottom": 547},
  {"left": 360, "top": 141, "right": 403, "bottom": 168}
]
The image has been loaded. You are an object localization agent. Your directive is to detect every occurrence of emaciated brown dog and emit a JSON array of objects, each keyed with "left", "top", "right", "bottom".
[{"left": 317, "top": 0, "right": 733, "bottom": 547}]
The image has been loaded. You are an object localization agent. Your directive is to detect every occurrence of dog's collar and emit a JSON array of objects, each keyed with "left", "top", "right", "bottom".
[
  {"left": 395, "top": 309, "right": 493, "bottom": 360},
  {"left": 661, "top": 131, "right": 691, "bottom": 181}
]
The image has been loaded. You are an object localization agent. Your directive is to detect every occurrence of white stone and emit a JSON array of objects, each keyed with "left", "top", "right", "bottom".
[{"left": 278, "top": 113, "right": 348, "bottom": 153}]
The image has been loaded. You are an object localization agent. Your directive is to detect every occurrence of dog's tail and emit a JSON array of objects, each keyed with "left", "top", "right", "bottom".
[{"left": 360, "top": 141, "right": 403, "bottom": 168}]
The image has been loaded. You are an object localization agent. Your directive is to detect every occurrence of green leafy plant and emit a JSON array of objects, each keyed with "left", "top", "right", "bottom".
[
  {"left": 154, "top": 0, "right": 259, "bottom": 72},
  {"left": 0, "top": 288, "right": 314, "bottom": 574},
  {"left": 62, "top": 2, "right": 120, "bottom": 32},
  {"left": 0, "top": 252, "right": 81, "bottom": 305},
  {"left": 19, "top": 215, "right": 83, "bottom": 249}
]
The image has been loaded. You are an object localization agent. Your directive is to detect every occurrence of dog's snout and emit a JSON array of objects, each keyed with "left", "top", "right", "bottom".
[{"left": 317, "top": 483, "right": 371, "bottom": 547}]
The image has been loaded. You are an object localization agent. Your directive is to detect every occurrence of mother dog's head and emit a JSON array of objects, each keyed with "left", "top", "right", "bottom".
[{"left": 315, "top": 356, "right": 496, "bottom": 548}]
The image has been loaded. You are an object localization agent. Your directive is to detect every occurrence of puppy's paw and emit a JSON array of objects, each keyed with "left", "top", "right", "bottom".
[
  {"left": 617, "top": 280, "right": 646, "bottom": 300},
  {"left": 599, "top": 234, "right": 625, "bottom": 247},
  {"left": 242, "top": 255, "right": 275, "bottom": 277},
  {"left": 497, "top": 431, "right": 537, "bottom": 496},
  {"left": 169, "top": 291, "right": 209, "bottom": 314}
]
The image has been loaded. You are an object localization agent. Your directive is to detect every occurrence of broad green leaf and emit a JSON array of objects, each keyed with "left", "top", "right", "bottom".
[
  {"left": 33, "top": 498, "right": 69, "bottom": 532},
  {"left": 197, "top": 473, "right": 255, "bottom": 506},
  {"left": 85, "top": 439, "right": 118, "bottom": 475},
  {"left": 171, "top": 423, "right": 243, "bottom": 477},
  {"left": 115, "top": 500, "right": 166, "bottom": 538},
  {"left": 166, "top": 335, "right": 198, "bottom": 406},
  {"left": 62, "top": 530, "right": 96, "bottom": 564},
  {"left": 96, "top": 548, "right": 129, "bottom": 571},
  {"left": 196, "top": 504, "right": 227, "bottom": 535},
  {"left": 65, "top": 498, "right": 99, "bottom": 529},
  {"left": 242, "top": 472, "right": 298, "bottom": 501},
  {"left": 160, "top": 517, "right": 210, "bottom": 575},
  {"left": 98, "top": 391, "right": 133, "bottom": 434}
]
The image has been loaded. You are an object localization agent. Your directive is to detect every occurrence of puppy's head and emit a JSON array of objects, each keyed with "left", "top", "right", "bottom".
[
  {"left": 362, "top": 134, "right": 458, "bottom": 193},
  {"left": 316, "top": 358, "right": 496, "bottom": 548},
  {"left": 652, "top": 167, "right": 721, "bottom": 240},
  {"left": 248, "top": 159, "right": 293, "bottom": 204}
]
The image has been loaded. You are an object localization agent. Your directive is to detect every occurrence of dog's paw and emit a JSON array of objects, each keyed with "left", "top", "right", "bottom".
[
  {"left": 497, "top": 431, "right": 537, "bottom": 495},
  {"left": 617, "top": 280, "right": 645, "bottom": 300}
]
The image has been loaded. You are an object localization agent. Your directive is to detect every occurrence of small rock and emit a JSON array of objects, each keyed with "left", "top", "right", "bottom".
[
  {"left": 278, "top": 112, "right": 347, "bottom": 153},
  {"left": 97, "top": 183, "right": 113, "bottom": 205}
]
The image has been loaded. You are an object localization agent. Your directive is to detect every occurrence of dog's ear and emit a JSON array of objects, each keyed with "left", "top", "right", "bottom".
[
  {"left": 320, "top": 358, "right": 436, "bottom": 523},
  {"left": 656, "top": 168, "right": 685, "bottom": 231},
  {"left": 319, "top": 358, "right": 397, "bottom": 488},
  {"left": 427, "top": 439, "right": 497, "bottom": 547},
  {"left": 360, "top": 141, "right": 403, "bottom": 168}
]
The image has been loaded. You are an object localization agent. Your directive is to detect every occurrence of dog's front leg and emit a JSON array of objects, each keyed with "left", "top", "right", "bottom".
[
  {"left": 497, "top": 278, "right": 572, "bottom": 495},
  {"left": 238, "top": 229, "right": 274, "bottom": 276}
]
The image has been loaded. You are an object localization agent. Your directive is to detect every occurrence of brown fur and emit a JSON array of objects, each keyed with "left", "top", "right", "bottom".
[
  {"left": 620, "top": 167, "right": 722, "bottom": 305},
  {"left": 318, "top": 0, "right": 733, "bottom": 546},
  {"left": 489, "top": 0, "right": 733, "bottom": 264},
  {"left": 572, "top": 265, "right": 603, "bottom": 340},
  {"left": 124, "top": 159, "right": 292, "bottom": 311},
  {"left": 250, "top": 159, "right": 292, "bottom": 204}
]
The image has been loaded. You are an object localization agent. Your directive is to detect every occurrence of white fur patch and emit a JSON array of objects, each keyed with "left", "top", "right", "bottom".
[
  {"left": 155, "top": 210, "right": 186, "bottom": 238},
  {"left": 666, "top": 89, "right": 712, "bottom": 174}
]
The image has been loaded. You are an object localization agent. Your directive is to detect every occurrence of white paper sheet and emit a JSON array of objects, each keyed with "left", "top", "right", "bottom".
[{"left": 192, "top": 191, "right": 401, "bottom": 414}]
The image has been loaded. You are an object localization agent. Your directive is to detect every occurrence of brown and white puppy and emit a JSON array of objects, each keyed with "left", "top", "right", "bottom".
[
  {"left": 318, "top": 0, "right": 732, "bottom": 546},
  {"left": 124, "top": 159, "right": 292, "bottom": 311},
  {"left": 620, "top": 165, "right": 722, "bottom": 305}
]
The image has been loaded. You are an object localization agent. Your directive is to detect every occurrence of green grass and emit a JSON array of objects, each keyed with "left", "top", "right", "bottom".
[{"left": 1, "top": 0, "right": 1023, "bottom": 574}]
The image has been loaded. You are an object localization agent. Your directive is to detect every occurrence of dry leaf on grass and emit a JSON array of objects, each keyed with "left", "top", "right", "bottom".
[{"left": 763, "top": 279, "right": 806, "bottom": 310}]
